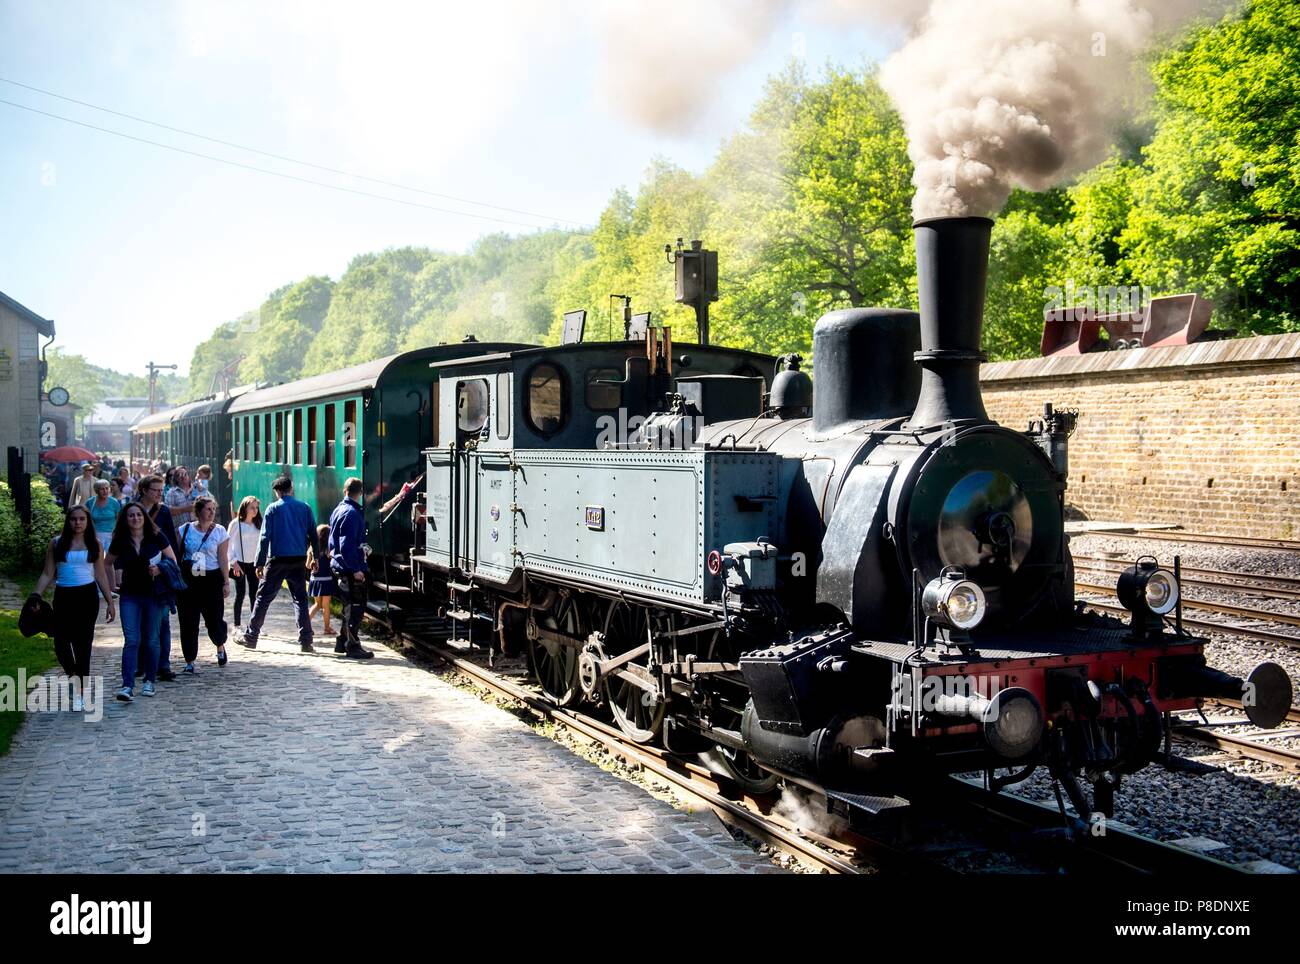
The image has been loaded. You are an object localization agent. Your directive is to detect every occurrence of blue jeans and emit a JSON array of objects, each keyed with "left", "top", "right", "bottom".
[{"left": 119, "top": 593, "right": 165, "bottom": 689}]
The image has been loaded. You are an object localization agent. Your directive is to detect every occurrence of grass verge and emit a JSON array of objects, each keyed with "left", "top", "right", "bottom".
[{"left": 0, "top": 608, "right": 57, "bottom": 756}]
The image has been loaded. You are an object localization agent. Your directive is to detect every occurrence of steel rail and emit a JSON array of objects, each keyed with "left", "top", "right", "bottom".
[
  {"left": 1172, "top": 724, "right": 1300, "bottom": 773},
  {"left": 1079, "top": 599, "right": 1300, "bottom": 649},
  {"left": 1074, "top": 556, "right": 1300, "bottom": 600},
  {"left": 1074, "top": 581, "right": 1300, "bottom": 629},
  {"left": 385, "top": 618, "right": 1248, "bottom": 876},
  {"left": 1076, "top": 530, "right": 1300, "bottom": 554},
  {"left": 397, "top": 632, "right": 871, "bottom": 875}
]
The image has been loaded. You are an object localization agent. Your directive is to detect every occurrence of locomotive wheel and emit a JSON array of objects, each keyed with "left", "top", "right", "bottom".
[
  {"left": 712, "top": 746, "right": 779, "bottom": 795},
  {"left": 602, "top": 600, "right": 665, "bottom": 745},
  {"left": 526, "top": 593, "right": 585, "bottom": 707}
]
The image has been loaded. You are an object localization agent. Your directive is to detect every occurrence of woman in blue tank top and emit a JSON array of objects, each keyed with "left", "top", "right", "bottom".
[{"left": 33, "top": 505, "right": 117, "bottom": 712}]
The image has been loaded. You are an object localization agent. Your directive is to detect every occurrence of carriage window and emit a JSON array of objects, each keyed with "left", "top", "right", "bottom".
[
  {"left": 586, "top": 368, "right": 622, "bottom": 410},
  {"left": 263, "top": 414, "right": 271, "bottom": 462},
  {"left": 344, "top": 399, "right": 357, "bottom": 468},
  {"left": 457, "top": 380, "right": 489, "bottom": 435},
  {"left": 275, "top": 411, "right": 285, "bottom": 464},
  {"left": 526, "top": 363, "right": 565, "bottom": 435},
  {"left": 325, "top": 404, "right": 337, "bottom": 468},
  {"left": 495, "top": 373, "right": 511, "bottom": 438},
  {"left": 307, "top": 407, "right": 317, "bottom": 466},
  {"left": 293, "top": 409, "right": 304, "bottom": 464}
]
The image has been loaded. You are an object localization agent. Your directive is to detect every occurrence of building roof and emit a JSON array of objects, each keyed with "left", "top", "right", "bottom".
[
  {"left": 0, "top": 291, "right": 55, "bottom": 337},
  {"left": 981, "top": 331, "right": 1300, "bottom": 384},
  {"left": 84, "top": 401, "right": 151, "bottom": 428}
]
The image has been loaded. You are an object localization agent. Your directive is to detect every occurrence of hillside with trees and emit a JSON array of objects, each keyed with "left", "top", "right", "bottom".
[{"left": 182, "top": 0, "right": 1297, "bottom": 396}]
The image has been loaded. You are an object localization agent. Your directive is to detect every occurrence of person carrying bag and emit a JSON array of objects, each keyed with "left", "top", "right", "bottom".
[{"left": 175, "top": 494, "right": 231, "bottom": 672}]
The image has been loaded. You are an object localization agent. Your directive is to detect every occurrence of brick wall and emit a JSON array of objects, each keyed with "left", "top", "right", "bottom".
[{"left": 980, "top": 333, "right": 1300, "bottom": 540}]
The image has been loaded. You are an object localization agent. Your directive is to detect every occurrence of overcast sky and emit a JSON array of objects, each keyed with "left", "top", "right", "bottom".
[{"left": 0, "top": 1, "right": 891, "bottom": 377}]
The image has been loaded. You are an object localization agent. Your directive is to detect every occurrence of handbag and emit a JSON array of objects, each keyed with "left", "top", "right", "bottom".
[
  {"left": 180, "top": 522, "right": 217, "bottom": 575},
  {"left": 19, "top": 594, "right": 54, "bottom": 638}
]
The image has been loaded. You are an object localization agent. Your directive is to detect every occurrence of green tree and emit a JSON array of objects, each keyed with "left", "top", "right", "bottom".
[
  {"left": 44, "top": 349, "right": 106, "bottom": 433},
  {"left": 709, "top": 63, "right": 916, "bottom": 358},
  {"left": 1115, "top": 0, "right": 1300, "bottom": 334}
]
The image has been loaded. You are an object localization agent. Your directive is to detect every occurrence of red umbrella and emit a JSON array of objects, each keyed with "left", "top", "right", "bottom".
[{"left": 41, "top": 446, "right": 99, "bottom": 463}]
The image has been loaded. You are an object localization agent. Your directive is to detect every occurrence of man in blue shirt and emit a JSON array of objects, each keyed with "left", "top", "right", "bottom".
[
  {"left": 328, "top": 477, "right": 373, "bottom": 659},
  {"left": 238, "top": 476, "right": 318, "bottom": 653}
]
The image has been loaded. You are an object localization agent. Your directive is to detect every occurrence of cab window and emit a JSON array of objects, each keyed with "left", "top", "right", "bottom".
[
  {"left": 457, "top": 379, "right": 489, "bottom": 435},
  {"left": 526, "top": 363, "right": 566, "bottom": 435}
]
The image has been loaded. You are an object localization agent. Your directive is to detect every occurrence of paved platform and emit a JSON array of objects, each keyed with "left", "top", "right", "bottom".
[{"left": 0, "top": 594, "right": 776, "bottom": 873}]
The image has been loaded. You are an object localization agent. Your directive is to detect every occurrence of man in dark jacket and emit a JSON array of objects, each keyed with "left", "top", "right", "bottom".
[
  {"left": 328, "top": 477, "right": 373, "bottom": 659},
  {"left": 238, "top": 476, "right": 318, "bottom": 653},
  {"left": 137, "top": 474, "right": 179, "bottom": 681}
]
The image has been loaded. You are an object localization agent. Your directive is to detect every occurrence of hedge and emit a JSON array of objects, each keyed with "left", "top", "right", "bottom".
[{"left": 0, "top": 478, "right": 65, "bottom": 575}]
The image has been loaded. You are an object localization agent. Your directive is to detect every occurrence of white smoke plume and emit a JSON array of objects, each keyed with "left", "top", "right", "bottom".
[
  {"left": 595, "top": 0, "right": 793, "bottom": 136},
  {"left": 599, "top": 0, "right": 1218, "bottom": 216},
  {"left": 878, "top": 0, "right": 1215, "bottom": 219}
]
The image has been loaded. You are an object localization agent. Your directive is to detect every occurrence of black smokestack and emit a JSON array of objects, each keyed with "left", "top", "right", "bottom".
[{"left": 906, "top": 216, "right": 993, "bottom": 429}]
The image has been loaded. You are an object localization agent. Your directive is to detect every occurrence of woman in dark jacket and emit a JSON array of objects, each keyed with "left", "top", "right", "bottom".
[
  {"left": 32, "top": 505, "right": 116, "bottom": 711},
  {"left": 104, "top": 503, "right": 177, "bottom": 702}
]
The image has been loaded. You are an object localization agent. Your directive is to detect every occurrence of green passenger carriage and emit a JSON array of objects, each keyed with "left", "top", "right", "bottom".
[{"left": 227, "top": 342, "right": 526, "bottom": 575}]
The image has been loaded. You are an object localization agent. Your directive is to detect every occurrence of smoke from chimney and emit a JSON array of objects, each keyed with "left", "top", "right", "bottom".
[
  {"left": 599, "top": 0, "right": 1217, "bottom": 214},
  {"left": 878, "top": 0, "right": 1215, "bottom": 220}
]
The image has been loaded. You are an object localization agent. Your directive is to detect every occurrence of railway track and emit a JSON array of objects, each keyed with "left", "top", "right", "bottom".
[
  {"left": 1077, "top": 597, "right": 1300, "bottom": 649},
  {"left": 1074, "top": 580, "right": 1300, "bottom": 630},
  {"left": 1172, "top": 720, "right": 1300, "bottom": 773},
  {"left": 1075, "top": 530, "right": 1300, "bottom": 554},
  {"left": 1075, "top": 555, "right": 1300, "bottom": 601},
  {"left": 378, "top": 615, "right": 1254, "bottom": 876}
]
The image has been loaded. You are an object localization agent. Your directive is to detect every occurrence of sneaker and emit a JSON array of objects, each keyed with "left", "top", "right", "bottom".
[
  {"left": 157, "top": 669, "right": 177, "bottom": 682},
  {"left": 183, "top": 663, "right": 197, "bottom": 675},
  {"left": 72, "top": 695, "right": 85, "bottom": 713},
  {"left": 335, "top": 635, "right": 348, "bottom": 654},
  {"left": 301, "top": 642, "right": 316, "bottom": 654},
  {"left": 116, "top": 687, "right": 133, "bottom": 703},
  {"left": 217, "top": 648, "right": 228, "bottom": 667},
  {"left": 346, "top": 645, "right": 374, "bottom": 660},
  {"left": 236, "top": 636, "right": 256, "bottom": 649},
  {"left": 142, "top": 681, "right": 156, "bottom": 697}
]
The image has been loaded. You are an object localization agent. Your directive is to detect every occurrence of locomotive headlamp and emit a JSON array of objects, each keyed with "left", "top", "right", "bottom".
[
  {"left": 922, "top": 569, "right": 987, "bottom": 631},
  {"left": 1117, "top": 557, "right": 1179, "bottom": 616}
]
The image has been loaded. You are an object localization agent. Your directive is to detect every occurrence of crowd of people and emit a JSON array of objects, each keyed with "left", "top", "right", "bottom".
[{"left": 28, "top": 461, "right": 392, "bottom": 707}]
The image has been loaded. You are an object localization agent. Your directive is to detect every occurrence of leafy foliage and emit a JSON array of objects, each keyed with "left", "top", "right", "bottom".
[{"left": 173, "top": 2, "right": 1296, "bottom": 391}]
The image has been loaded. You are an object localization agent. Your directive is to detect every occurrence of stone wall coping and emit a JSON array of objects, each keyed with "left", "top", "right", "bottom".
[{"left": 981, "top": 332, "right": 1300, "bottom": 384}]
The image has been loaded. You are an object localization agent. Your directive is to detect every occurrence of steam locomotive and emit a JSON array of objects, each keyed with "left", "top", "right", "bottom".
[
  {"left": 134, "top": 215, "right": 1293, "bottom": 824},
  {"left": 402, "top": 215, "right": 1293, "bottom": 823}
]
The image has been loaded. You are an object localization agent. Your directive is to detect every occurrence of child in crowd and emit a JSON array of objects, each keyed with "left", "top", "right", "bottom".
[{"left": 306, "top": 523, "right": 336, "bottom": 635}]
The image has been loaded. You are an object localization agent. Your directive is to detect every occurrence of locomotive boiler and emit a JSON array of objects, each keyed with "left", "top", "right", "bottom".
[{"left": 411, "top": 215, "right": 1294, "bottom": 823}]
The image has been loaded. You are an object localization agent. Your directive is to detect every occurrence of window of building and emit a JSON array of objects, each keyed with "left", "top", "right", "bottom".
[
  {"left": 307, "top": 407, "right": 317, "bottom": 466},
  {"left": 324, "top": 404, "right": 336, "bottom": 468},
  {"left": 343, "top": 399, "right": 357, "bottom": 468},
  {"left": 526, "top": 363, "right": 565, "bottom": 435},
  {"left": 495, "top": 372, "right": 511, "bottom": 439},
  {"left": 293, "top": 409, "right": 304, "bottom": 464},
  {"left": 585, "top": 368, "right": 622, "bottom": 410},
  {"left": 456, "top": 380, "right": 489, "bottom": 436}
]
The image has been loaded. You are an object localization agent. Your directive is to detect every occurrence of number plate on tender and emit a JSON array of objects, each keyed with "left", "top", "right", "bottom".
[{"left": 584, "top": 505, "right": 604, "bottom": 530}]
